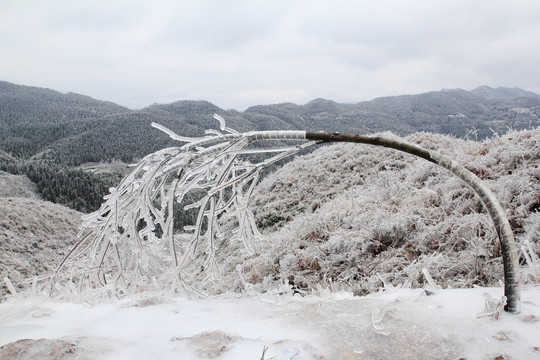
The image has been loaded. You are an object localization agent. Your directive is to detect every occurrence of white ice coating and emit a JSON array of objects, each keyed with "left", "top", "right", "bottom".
[{"left": 50, "top": 115, "right": 314, "bottom": 298}]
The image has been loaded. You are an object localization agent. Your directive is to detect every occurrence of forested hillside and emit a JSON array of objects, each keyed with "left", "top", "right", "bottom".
[
  {"left": 0, "top": 81, "right": 130, "bottom": 158},
  {"left": 1, "top": 80, "right": 539, "bottom": 214},
  {"left": 0, "top": 151, "right": 119, "bottom": 213},
  {"left": 2, "top": 81, "right": 539, "bottom": 165}
]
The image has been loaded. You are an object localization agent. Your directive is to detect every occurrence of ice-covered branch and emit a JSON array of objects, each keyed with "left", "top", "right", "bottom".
[{"left": 51, "top": 116, "right": 315, "bottom": 298}]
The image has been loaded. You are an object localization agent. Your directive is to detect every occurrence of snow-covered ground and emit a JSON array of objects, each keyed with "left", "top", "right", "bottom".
[{"left": 1, "top": 286, "right": 539, "bottom": 359}]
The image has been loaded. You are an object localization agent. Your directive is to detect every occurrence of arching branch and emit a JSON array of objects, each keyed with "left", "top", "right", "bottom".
[{"left": 50, "top": 117, "right": 521, "bottom": 313}]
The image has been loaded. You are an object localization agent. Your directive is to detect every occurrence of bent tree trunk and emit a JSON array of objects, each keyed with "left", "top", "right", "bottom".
[
  {"left": 306, "top": 132, "right": 521, "bottom": 313},
  {"left": 54, "top": 118, "right": 521, "bottom": 314}
]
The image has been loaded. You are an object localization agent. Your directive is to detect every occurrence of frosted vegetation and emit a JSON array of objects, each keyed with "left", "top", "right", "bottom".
[
  {"left": 0, "top": 172, "right": 81, "bottom": 299},
  {"left": 245, "top": 129, "right": 539, "bottom": 296},
  {"left": 0, "top": 181, "right": 81, "bottom": 297},
  {"left": 1, "top": 118, "right": 539, "bottom": 359},
  {"left": 35, "top": 115, "right": 539, "bottom": 303},
  {"left": 0, "top": 171, "right": 42, "bottom": 200}
]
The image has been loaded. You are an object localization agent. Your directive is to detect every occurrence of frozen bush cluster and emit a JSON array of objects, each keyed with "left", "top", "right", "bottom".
[
  {"left": 212, "top": 128, "right": 539, "bottom": 296},
  {"left": 46, "top": 116, "right": 313, "bottom": 299},
  {"left": 0, "top": 198, "right": 81, "bottom": 298}
]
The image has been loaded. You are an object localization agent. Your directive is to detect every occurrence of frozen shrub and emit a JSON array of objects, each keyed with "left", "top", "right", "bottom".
[
  {"left": 0, "top": 198, "right": 81, "bottom": 298},
  {"left": 240, "top": 128, "right": 539, "bottom": 295}
]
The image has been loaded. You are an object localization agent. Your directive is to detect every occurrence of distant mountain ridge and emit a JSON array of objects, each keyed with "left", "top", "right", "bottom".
[
  {"left": 1, "top": 80, "right": 539, "bottom": 214},
  {"left": 470, "top": 85, "right": 540, "bottom": 99},
  {"left": 1, "top": 80, "right": 539, "bottom": 167}
]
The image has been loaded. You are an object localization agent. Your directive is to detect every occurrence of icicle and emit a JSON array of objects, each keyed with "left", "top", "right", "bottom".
[
  {"left": 371, "top": 305, "right": 391, "bottom": 336},
  {"left": 3, "top": 276, "right": 18, "bottom": 296},
  {"left": 213, "top": 114, "right": 239, "bottom": 134},
  {"left": 422, "top": 267, "right": 442, "bottom": 293},
  {"left": 151, "top": 122, "right": 210, "bottom": 143}
]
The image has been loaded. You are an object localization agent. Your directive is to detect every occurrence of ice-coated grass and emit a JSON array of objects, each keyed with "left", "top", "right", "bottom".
[{"left": 236, "top": 128, "right": 539, "bottom": 296}]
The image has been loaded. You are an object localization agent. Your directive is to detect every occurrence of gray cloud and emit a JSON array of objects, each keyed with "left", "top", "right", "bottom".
[{"left": 1, "top": 0, "right": 539, "bottom": 110}]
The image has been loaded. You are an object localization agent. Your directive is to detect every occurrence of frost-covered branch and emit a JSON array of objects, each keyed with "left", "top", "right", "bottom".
[{"left": 51, "top": 115, "right": 314, "bottom": 298}]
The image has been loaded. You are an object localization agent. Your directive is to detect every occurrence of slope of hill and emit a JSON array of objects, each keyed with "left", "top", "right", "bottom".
[
  {"left": 1, "top": 84, "right": 539, "bottom": 358},
  {"left": 0, "top": 151, "right": 118, "bottom": 213},
  {"left": 1, "top": 129, "right": 539, "bottom": 359},
  {"left": 471, "top": 85, "right": 540, "bottom": 99},
  {"left": 42, "top": 86, "right": 538, "bottom": 166},
  {"left": 4, "top": 128, "right": 538, "bottom": 301},
  {"left": 0, "top": 171, "right": 41, "bottom": 200},
  {"left": 243, "top": 88, "right": 540, "bottom": 139},
  {"left": 1, "top": 80, "right": 539, "bottom": 214},
  {"left": 0, "top": 81, "right": 131, "bottom": 158},
  {"left": 0, "top": 193, "right": 82, "bottom": 297}
]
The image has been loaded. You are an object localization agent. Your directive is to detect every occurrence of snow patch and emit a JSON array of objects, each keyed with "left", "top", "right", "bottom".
[{"left": 1, "top": 286, "right": 539, "bottom": 359}]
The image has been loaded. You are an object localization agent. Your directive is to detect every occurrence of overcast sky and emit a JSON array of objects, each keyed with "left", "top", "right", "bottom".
[{"left": 1, "top": 0, "right": 539, "bottom": 110}]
